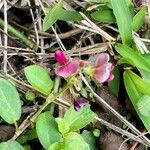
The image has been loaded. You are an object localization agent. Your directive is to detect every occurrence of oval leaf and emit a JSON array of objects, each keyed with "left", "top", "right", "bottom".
[
  {"left": 64, "top": 106, "right": 96, "bottom": 132},
  {"left": 36, "top": 111, "right": 61, "bottom": 149},
  {"left": 0, "top": 78, "right": 21, "bottom": 124},
  {"left": 0, "top": 140, "right": 24, "bottom": 150},
  {"left": 43, "top": 0, "right": 63, "bottom": 31},
  {"left": 24, "top": 65, "right": 54, "bottom": 95},
  {"left": 137, "top": 95, "right": 150, "bottom": 117}
]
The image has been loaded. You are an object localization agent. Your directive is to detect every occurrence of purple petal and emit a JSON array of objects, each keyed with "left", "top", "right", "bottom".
[
  {"left": 94, "top": 63, "right": 113, "bottom": 83},
  {"left": 74, "top": 101, "right": 81, "bottom": 111},
  {"left": 76, "top": 96, "right": 88, "bottom": 107},
  {"left": 55, "top": 49, "right": 68, "bottom": 65},
  {"left": 95, "top": 53, "right": 110, "bottom": 66},
  {"left": 55, "top": 60, "right": 80, "bottom": 78},
  {"left": 74, "top": 96, "right": 88, "bottom": 111}
]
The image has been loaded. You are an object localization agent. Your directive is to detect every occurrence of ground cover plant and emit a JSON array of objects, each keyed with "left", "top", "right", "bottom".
[{"left": 0, "top": 0, "right": 150, "bottom": 149}]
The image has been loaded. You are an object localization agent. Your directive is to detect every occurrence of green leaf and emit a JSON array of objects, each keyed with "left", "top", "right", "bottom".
[
  {"left": 45, "top": 8, "right": 82, "bottom": 22},
  {"left": 0, "top": 140, "right": 24, "bottom": 150},
  {"left": 64, "top": 106, "right": 96, "bottom": 132},
  {"left": 24, "top": 145, "right": 31, "bottom": 150},
  {"left": 124, "top": 70, "right": 142, "bottom": 104},
  {"left": 55, "top": 118, "right": 70, "bottom": 135},
  {"left": 43, "top": 0, "right": 63, "bottom": 31},
  {"left": 48, "top": 132, "right": 90, "bottom": 150},
  {"left": 48, "top": 142, "right": 61, "bottom": 150},
  {"left": 138, "top": 54, "right": 150, "bottom": 81},
  {"left": 124, "top": 70, "right": 150, "bottom": 131},
  {"left": 137, "top": 95, "right": 150, "bottom": 117},
  {"left": 142, "top": 53, "right": 150, "bottom": 64},
  {"left": 81, "top": 130, "right": 99, "bottom": 150},
  {"left": 126, "top": 70, "right": 150, "bottom": 96},
  {"left": 36, "top": 111, "right": 61, "bottom": 149},
  {"left": 111, "top": 0, "right": 132, "bottom": 45},
  {"left": 138, "top": 68, "right": 150, "bottom": 81},
  {"left": 91, "top": 6, "right": 116, "bottom": 23},
  {"left": 132, "top": 7, "right": 147, "bottom": 32},
  {"left": 24, "top": 65, "right": 53, "bottom": 95},
  {"left": 117, "top": 57, "right": 134, "bottom": 65},
  {"left": 59, "top": 9, "right": 82, "bottom": 21},
  {"left": 108, "top": 66, "right": 120, "bottom": 97},
  {"left": 0, "top": 78, "right": 21, "bottom": 124},
  {"left": 63, "top": 132, "right": 90, "bottom": 150},
  {"left": 115, "top": 43, "right": 150, "bottom": 71}
]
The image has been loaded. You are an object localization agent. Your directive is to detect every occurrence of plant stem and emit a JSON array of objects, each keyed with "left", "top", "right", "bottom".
[
  {"left": 12, "top": 81, "right": 71, "bottom": 140},
  {"left": 0, "top": 18, "right": 35, "bottom": 49},
  {"left": 80, "top": 73, "right": 150, "bottom": 146}
]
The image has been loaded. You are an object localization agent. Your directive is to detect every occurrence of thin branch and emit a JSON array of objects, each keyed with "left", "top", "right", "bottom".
[
  {"left": 3, "top": 0, "right": 8, "bottom": 74},
  {"left": 27, "top": 0, "right": 39, "bottom": 47},
  {"left": 76, "top": 12, "right": 115, "bottom": 41},
  {"left": 95, "top": 116, "right": 145, "bottom": 145}
]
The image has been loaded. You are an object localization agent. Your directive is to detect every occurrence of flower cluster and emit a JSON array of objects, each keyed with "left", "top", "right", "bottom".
[
  {"left": 54, "top": 49, "right": 114, "bottom": 83},
  {"left": 54, "top": 50, "right": 114, "bottom": 111}
]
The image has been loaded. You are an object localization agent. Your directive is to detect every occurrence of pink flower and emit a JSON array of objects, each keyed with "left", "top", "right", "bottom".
[
  {"left": 94, "top": 53, "right": 114, "bottom": 83},
  {"left": 54, "top": 50, "right": 80, "bottom": 78}
]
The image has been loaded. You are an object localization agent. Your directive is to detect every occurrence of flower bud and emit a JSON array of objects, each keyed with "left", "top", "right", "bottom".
[
  {"left": 55, "top": 49, "right": 68, "bottom": 65},
  {"left": 74, "top": 96, "right": 88, "bottom": 111}
]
